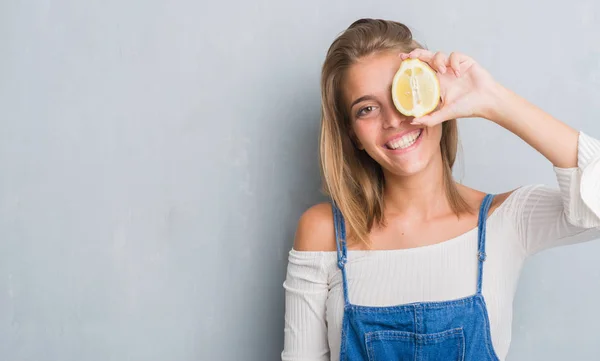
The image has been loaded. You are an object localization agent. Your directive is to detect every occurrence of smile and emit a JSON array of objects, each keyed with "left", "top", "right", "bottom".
[{"left": 384, "top": 129, "right": 423, "bottom": 151}]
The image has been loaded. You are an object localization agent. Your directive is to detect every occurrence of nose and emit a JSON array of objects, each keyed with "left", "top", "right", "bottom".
[{"left": 382, "top": 105, "right": 410, "bottom": 129}]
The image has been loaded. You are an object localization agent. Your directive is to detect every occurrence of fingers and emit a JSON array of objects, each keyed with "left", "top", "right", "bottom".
[
  {"left": 400, "top": 49, "right": 444, "bottom": 73},
  {"left": 411, "top": 104, "right": 456, "bottom": 127},
  {"left": 400, "top": 49, "right": 471, "bottom": 78},
  {"left": 400, "top": 49, "right": 448, "bottom": 74},
  {"left": 449, "top": 52, "right": 461, "bottom": 77},
  {"left": 432, "top": 52, "right": 447, "bottom": 74},
  {"left": 403, "top": 48, "right": 434, "bottom": 62}
]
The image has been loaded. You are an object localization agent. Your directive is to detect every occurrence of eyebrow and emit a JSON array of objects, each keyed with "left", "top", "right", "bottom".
[
  {"left": 349, "top": 95, "right": 377, "bottom": 110},
  {"left": 349, "top": 85, "right": 392, "bottom": 111}
]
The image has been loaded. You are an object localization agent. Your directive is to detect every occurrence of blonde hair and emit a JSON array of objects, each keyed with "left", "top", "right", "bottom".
[{"left": 319, "top": 18, "right": 470, "bottom": 248}]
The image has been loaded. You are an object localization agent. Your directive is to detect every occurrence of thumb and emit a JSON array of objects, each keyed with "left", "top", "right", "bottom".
[{"left": 411, "top": 104, "right": 455, "bottom": 127}]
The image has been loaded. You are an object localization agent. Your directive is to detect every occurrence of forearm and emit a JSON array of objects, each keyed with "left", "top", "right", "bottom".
[{"left": 484, "top": 84, "right": 579, "bottom": 169}]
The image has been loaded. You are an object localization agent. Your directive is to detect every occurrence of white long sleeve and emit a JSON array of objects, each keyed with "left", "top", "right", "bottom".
[
  {"left": 282, "top": 251, "right": 330, "bottom": 361},
  {"left": 281, "top": 132, "right": 600, "bottom": 361}
]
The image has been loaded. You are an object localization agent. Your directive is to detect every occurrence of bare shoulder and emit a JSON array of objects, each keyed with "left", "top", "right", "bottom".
[{"left": 293, "top": 202, "right": 337, "bottom": 252}]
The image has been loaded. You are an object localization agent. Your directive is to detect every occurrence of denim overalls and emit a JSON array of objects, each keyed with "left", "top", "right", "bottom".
[{"left": 332, "top": 194, "right": 500, "bottom": 361}]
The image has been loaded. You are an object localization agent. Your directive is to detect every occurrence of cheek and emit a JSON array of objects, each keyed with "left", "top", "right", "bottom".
[
  {"left": 353, "top": 122, "right": 379, "bottom": 147},
  {"left": 425, "top": 124, "right": 443, "bottom": 143}
]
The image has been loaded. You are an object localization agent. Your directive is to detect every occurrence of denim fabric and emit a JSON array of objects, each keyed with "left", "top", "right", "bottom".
[{"left": 333, "top": 194, "right": 500, "bottom": 361}]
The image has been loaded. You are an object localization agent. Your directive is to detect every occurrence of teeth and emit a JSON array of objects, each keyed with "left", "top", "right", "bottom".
[{"left": 387, "top": 130, "right": 421, "bottom": 150}]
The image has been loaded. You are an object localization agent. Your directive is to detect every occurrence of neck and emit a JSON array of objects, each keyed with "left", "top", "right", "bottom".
[{"left": 382, "top": 152, "right": 451, "bottom": 220}]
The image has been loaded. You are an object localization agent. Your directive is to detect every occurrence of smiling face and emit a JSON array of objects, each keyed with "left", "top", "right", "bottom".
[{"left": 343, "top": 50, "right": 444, "bottom": 178}]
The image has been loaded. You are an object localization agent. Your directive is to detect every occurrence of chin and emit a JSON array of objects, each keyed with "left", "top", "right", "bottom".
[
  {"left": 384, "top": 158, "right": 431, "bottom": 177},
  {"left": 371, "top": 140, "right": 440, "bottom": 178}
]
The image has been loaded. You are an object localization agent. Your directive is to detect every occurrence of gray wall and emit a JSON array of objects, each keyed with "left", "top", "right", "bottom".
[{"left": 1, "top": 1, "right": 599, "bottom": 360}]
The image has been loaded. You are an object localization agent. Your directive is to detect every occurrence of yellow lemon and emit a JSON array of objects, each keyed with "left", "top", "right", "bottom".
[{"left": 391, "top": 58, "right": 440, "bottom": 118}]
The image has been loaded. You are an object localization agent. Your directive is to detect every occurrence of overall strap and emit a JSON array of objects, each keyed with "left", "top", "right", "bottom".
[
  {"left": 332, "top": 203, "right": 350, "bottom": 306},
  {"left": 476, "top": 194, "right": 495, "bottom": 295}
]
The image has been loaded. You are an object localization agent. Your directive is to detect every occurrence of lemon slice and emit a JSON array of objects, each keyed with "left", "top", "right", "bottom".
[{"left": 391, "top": 58, "right": 440, "bottom": 118}]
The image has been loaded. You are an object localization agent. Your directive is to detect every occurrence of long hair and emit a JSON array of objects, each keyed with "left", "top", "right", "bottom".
[{"left": 319, "top": 18, "right": 470, "bottom": 248}]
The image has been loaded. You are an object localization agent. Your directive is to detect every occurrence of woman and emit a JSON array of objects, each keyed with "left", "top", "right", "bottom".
[{"left": 282, "top": 18, "right": 600, "bottom": 361}]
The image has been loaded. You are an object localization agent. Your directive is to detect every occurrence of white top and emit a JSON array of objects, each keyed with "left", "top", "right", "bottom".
[{"left": 281, "top": 132, "right": 600, "bottom": 361}]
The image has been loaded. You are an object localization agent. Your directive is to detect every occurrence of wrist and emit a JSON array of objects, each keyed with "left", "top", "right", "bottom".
[{"left": 479, "top": 82, "right": 516, "bottom": 124}]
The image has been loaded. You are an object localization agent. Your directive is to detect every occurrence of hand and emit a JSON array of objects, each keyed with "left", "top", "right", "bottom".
[{"left": 399, "top": 49, "right": 501, "bottom": 126}]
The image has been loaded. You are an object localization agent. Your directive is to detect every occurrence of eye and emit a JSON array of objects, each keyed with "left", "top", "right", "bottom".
[{"left": 356, "top": 105, "right": 376, "bottom": 118}]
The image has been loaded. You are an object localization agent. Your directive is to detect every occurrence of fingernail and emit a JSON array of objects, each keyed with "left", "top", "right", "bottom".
[
  {"left": 410, "top": 120, "right": 421, "bottom": 125},
  {"left": 454, "top": 69, "right": 460, "bottom": 77},
  {"left": 439, "top": 65, "right": 446, "bottom": 74}
]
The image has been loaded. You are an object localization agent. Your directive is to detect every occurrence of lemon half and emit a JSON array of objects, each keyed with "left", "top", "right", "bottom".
[{"left": 391, "top": 58, "right": 440, "bottom": 118}]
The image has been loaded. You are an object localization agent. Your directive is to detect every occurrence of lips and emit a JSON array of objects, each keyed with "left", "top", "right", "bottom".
[{"left": 384, "top": 129, "right": 423, "bottom": 150}]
